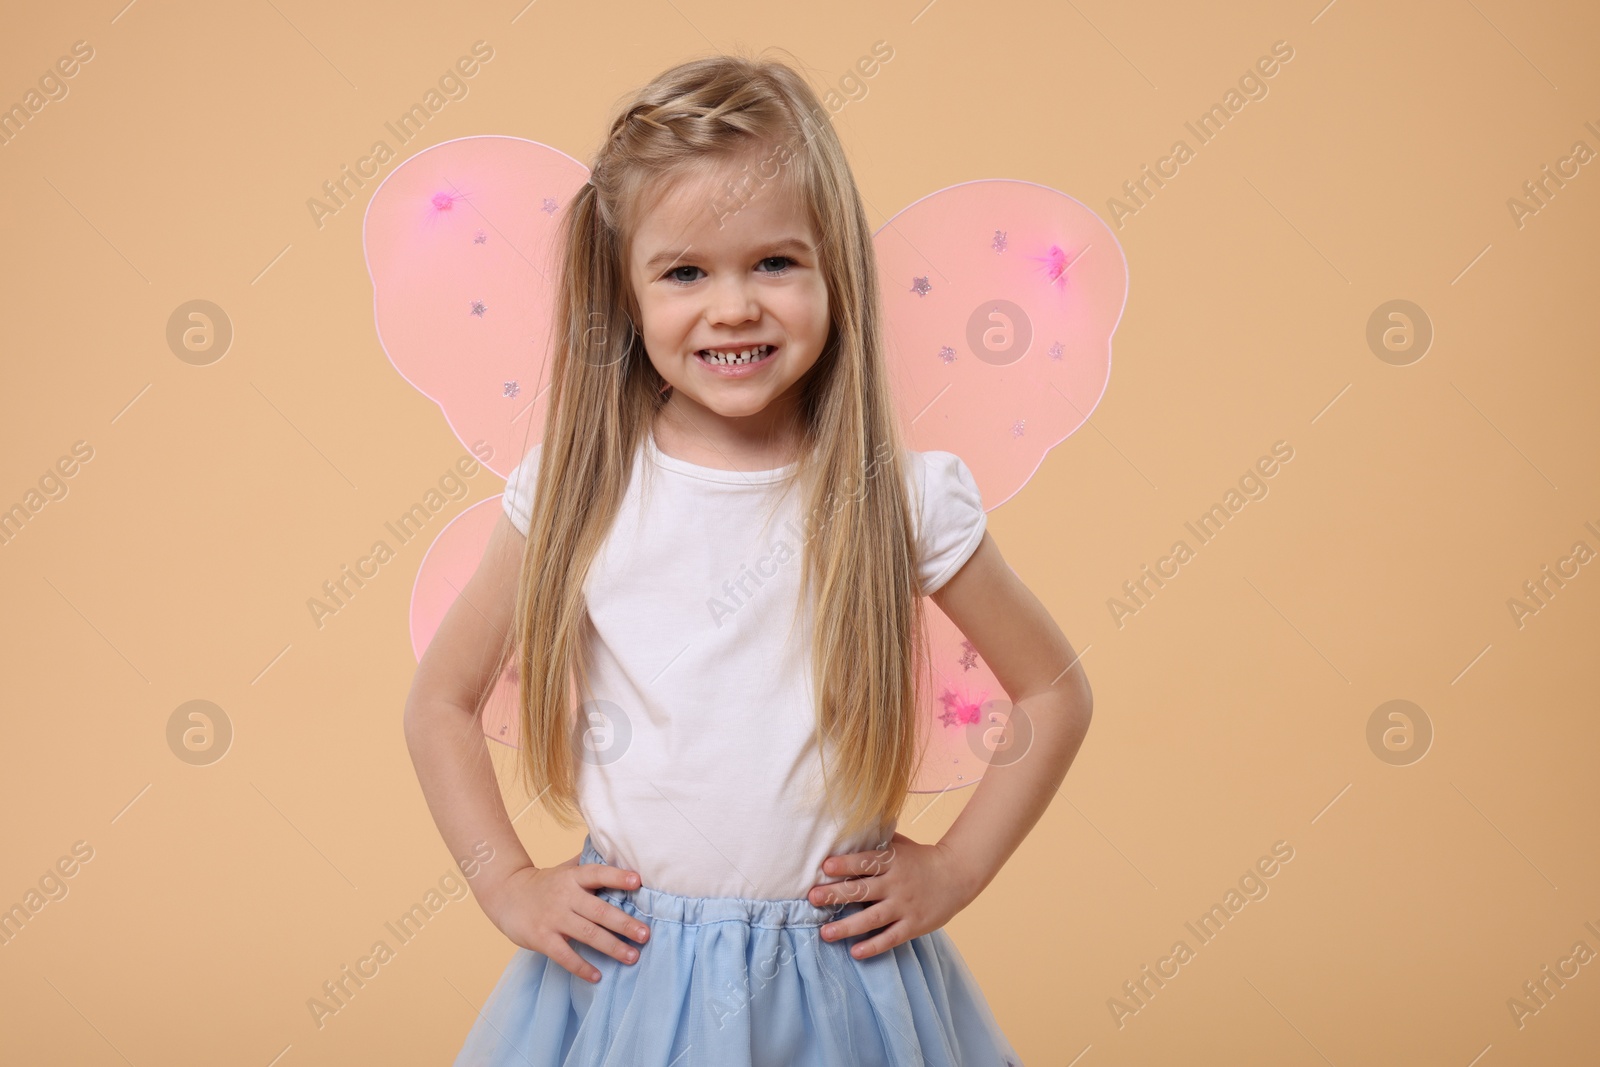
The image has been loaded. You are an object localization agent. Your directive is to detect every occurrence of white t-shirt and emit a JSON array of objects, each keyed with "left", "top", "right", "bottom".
[{"left": 500, "top": 430, "right": 986, "bottom": 899}]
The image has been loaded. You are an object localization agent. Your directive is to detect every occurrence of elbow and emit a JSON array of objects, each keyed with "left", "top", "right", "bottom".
[
  {"left": 403, "top": 681, "right": 481, "bottom": 750},
  {"left": 402, "top": 684, "right": 440, "bottom": 750},
  {"left": 1073, "top": 672, "right": 1094, "bottom": 730},
  {"left": 402, "top": 695, "right": 425, "bottom": 751}
]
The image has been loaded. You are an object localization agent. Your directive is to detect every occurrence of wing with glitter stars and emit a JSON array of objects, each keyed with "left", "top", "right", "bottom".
[
  {"left": 364, "top": 134, "right": 588, "bottom": 747},
  {"left": 873, "top": 179, "right": 1127, "bottom": 791}
]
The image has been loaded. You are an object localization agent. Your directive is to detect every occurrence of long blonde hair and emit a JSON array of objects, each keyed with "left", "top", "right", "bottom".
[{"left": 508, "top": 51, "right": 931, "bottom": 841}]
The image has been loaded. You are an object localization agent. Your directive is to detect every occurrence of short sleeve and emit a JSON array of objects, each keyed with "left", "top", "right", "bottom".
[
  {"left": 912, "top": 450, "right": 987, "bottom": 595},
  {"left": 501, "top": 443, "right": 542, "bottom": 537}
]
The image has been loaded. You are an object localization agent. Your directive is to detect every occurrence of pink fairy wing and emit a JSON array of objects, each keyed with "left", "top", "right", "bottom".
[
  {"left": 874, "top": 179, "right": 1127, "bottom": 791},
  {"left": 364, "top": 135, "right": 589, "bottom": 749},
  {"left": 364, "top": 134, "right": 588, "bottom": 478}
]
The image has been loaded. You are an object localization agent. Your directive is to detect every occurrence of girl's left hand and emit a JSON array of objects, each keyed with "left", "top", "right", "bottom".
[{"left": 806, "top": 831, "right": 978, "bottom": 961}]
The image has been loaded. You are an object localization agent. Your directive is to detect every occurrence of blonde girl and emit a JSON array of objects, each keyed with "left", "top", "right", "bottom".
[{"left": 405, "top": 51, "right": 1092, "bottom": 1067}]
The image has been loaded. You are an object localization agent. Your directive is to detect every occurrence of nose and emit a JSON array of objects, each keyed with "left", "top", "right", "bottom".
[{"left": 705, "top": 273, "right": 761, "bottom": 328}]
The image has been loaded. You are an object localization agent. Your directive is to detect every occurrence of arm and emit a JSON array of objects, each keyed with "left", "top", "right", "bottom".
[
  {"left": 928, "top": 529, "right": 1094, "bottom": 902},
  {"left": 401, "top": 511, "right": 537, "bottom": 903},
  {"left": 808, "top": 528, "right": 1093, "bottom": 957},
  {"left": 402, "top": 511, "right": 650, "bottom": 983}
]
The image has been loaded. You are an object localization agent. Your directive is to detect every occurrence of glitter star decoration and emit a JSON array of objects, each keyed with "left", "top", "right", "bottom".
[
  {"left": 541, "top": 197, "right": 558, "bottom": 215},
  {"left": 1048, "top": 341, "right": 1064, "bottom": 361},
  {"left": 937, "top": 345, "right": 957, "bottom": 365},
  {"left": 473, "top": 230, "right": 487, "bottom": 244},
  {"left": 957, "top": 640, "right": 981, "bottom": 671},
  {"left": 1011, "top": 419, "right": 1026, "bottom": 438},
  {"left": 910, "top": 276, "right": 932, "bottom": 297},
  {"left": 470, "top": 300, "right": 487, "bottom": 317},
  {"left": 992, "top": 229, "right": 1007, "bottom": 254},
  {"left": 502, "top": 380, "right": 520, "bottom": 398}
]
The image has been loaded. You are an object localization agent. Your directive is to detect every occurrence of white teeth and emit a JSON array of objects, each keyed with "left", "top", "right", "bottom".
[{"left": 698, "top": 344, "right": 773, "bottom": 366}]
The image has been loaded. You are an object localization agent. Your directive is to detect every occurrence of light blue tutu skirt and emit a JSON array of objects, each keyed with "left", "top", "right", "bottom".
[{"left": 452, "top": 835, "right": 1025, "bottom": 1066}]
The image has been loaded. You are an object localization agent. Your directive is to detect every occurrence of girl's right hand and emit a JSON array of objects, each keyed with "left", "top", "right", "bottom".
[{"left": 481, "top": 853, "right": 651, "bottom": 983}]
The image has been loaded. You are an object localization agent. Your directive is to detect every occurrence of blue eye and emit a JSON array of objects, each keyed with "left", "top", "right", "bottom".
[{"left": 663, "top": 256, "right": 796, "bottom": 286}]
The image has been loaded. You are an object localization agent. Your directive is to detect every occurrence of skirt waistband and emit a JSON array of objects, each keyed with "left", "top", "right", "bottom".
[{"left": 580, "top": 835, "right": 850, "bottom": 930}]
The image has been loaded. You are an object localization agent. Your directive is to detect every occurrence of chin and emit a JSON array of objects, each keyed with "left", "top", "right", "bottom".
[{"left": 702, "top": 395, "right": 776, "bottom": 418}]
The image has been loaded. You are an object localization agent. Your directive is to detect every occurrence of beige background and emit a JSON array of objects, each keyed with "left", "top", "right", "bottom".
[{"left": 2, "top": 1, "right": 1597, "bottom": 1064}]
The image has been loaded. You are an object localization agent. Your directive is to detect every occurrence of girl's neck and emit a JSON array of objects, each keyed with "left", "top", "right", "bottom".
[{"left": 651, "top": 402, "right": 804, "bottom": 473}]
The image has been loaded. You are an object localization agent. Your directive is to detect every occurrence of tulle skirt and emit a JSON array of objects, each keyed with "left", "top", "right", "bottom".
[{"left": 452, "top": 835, "right": 1025, "bottom": 1066}]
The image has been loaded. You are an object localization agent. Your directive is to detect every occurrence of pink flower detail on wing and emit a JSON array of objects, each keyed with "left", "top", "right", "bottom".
[
  {"left": 1031, "top": 241, "right": 1090, "bottom": 289},
  {"left": 937, "top": 687, "right": 985, "bottom": 729}
]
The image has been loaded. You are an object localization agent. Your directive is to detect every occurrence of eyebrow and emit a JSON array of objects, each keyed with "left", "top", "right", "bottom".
[{"left": 643, "top": 236, "right": 815, "bottom": 273}]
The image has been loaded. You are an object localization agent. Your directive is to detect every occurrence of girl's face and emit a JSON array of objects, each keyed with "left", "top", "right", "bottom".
[{"left": 627, "top": 160, "right": 830, "bottom": 445}]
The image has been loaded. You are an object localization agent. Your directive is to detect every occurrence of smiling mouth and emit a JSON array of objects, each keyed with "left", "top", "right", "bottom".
[{"left": 696, "top": 344, "right": 777, "bottom": 367}]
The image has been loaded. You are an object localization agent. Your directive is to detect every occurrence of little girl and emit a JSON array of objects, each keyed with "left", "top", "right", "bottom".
[{"left": 405, "top": 52, "right": 1093, "bottom": 1067}]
